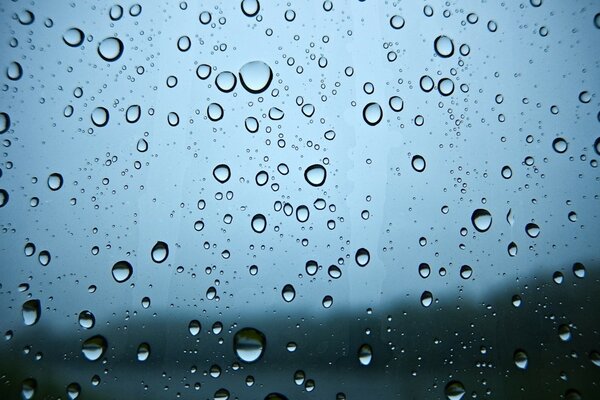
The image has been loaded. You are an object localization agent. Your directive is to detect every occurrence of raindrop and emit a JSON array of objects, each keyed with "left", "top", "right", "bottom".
[
  {"left": 553, "top": 271, "right": 564, "bottom": 284},
  {"left": 66, "top": 382, "right": 81, "bottom": 399},
  {"left": 552, "top": 137, "right": 568, "bottom": 153},
  {"left": 255, "top": 171, "right": 268, "bottom": 186},
  {"left": 355, "top": 248, "right": 370, "bottom": 267},
  {"left": 241, "top": 0, "right": 260, "bottom": 17},
  {"left": 411, "top": 155, "right": 426, "bottom": 172},
  {"left": 573, "top": 262, "right": 586, "bottom": 278},
  {"left": 251, "top": 214, "right": 267, "bottom": 233},
  {"left": 17, "top": 10, "right": 35, "bottom": 25},
  {"left": 215, "top": 71, "right": 237, "bottom": 92},
  {"left": 390, "top": 15, "right": 405, "bottom": 29},
  {"left": 213, "top": 164, "right": 231, "bottom": 183},
  {"left": 420, "top": 75, "right": 434, "bottom": 92},
  {"left": 63, "top": 28, "right": 84, "bottom": 47},
  {"left": 151, "top": 241, "right": 169, "bottom": 263},
  {"left": 363, "top": 102, "right": 383, "bottom": 126},
  {"left": 167, "top": 112, "right": 179, "bottom": 126},
  {"left": 438, "top": 78, "right": 454, "bottom": 96},
  {"left": 97, "top": 37, "right": 124, "bottom": 62},
  {"left": 24, "top": 242, "right": 35, "bottom": 256},
  {"left": 109, "top": 5, "right": 123, "bottom": 20},
  {"left": 0, "top": 112, "right": 10, "bottom": 133},
  {"left": 296, "top": 205, "right": 310, "bottom": 222},
  {"left": 0, "top": 189, "right": 8, "bottom": 208},
  {"left": 196, "top": 64, "right": 212, "bottom": 80},
  {"left": 282, "top": 284, "right": 296, "bottom": 302},
  {"left": 558, "top": 324, "right": 572, "bottom": 342},
  {"left": 7, "top": 61, "right": 23, "bottom": 80},
  {"left": 389, "top": 96, "right": 404, "bottom": 112},
  {"left": 245, "top": 117, "right": 259, "bottom": 133},
  {"left": 177, "top": 35, "right": 191, "bottom": 51},
  {"left": 112, "top": 260, "right": 133, "bottom": 283},
  {"left": 199, "top": 11, "right": 212, "bottom": 24},
  {"left": 358, "top": 344, "right": 373, "bottom": 366},
  {"left": 47, "top": 173, "right": 63, "bottom": 191},
  {"left": 419, "top": 263, "right": 431, "bottom": 278},
  {"left": 328, "top": 265, "right": 342, "bottom": 279},
  {"left": 137, "top": 343, "right": 150, "bottom": 361},
  {"left": 444, "top": 381, "right": 466, "bottom": 400},
  {"left": 305, "top": 260, "right": 318, "bottom": 276},
  {"left": 234, "top": 327, "right": 266, "bottom": 363},
  {"left": 137, "top": 138, "right": 148, "bottom": 152},
  {"left": 126, "top": 105, "right": 141, "bottom": 123},
  {"left": 421, "top": 291, "right": 433, "bottom": 307},
  {"left": 525, "top": 223, "right": 540, "bottom": 238},
  {"left": 579, "top": 91, "right": 591, "bottom": 104},
  {"left": 471, "top": 209, "right": 492, "bottom": 232},
  {"left": 82, "top": 335, "right": 107, "bottom": 361},
  {"left": 269, "top": 107, "right": 284, "bottom": 120},
  {"left": 304, "top": 164, "right": 327, "bottom": 186},
  {"left": 21, "top": 378, "right": 36, "bottom": 400},
  {"left": 322, "top": 295, "right": 333, "bottom": 308},
  {"left": 501, "top": 166, "right": 512, "bottom": 179},
  {"left": 459, "top": 265, "right": 472, "bottom": 279},
  {"left": 189, "top": 320, "right": 201, "bottom": 335},
  {"left": 78, "top": 310, "right": 95, "bottom": 329},
  {"left": 38, "top": 250, "right": 51, "bottom": 266},
  {"left": 91, "top": 107, "right": 109, "bottom": 127},
  {"left": 514, "top": 349, "right": 528, "bottom": 369},
  {"left": 508, "top": 242, "right": 518, "bottom": 257},
  {"left": 207, "top": 103, "right": 224, "bottom": 121},
  {"left": 434, "top": 35, "right": 454, "bottom": 57},
  {"left": 22, "top": 299, "right": 41, "bottom": 326},
  {"left": 239, "top": 61, "right": 273, "bottom": 94}
]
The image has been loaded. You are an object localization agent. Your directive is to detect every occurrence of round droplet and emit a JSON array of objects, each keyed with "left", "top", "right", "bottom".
[
  {"left": 558, "top": 324, "right": 572, "bottom": 342},
  {"left": 48, "top": 173, "right": 63, "bottom": 191},
  {"left": 98, "top": 37, "right": 124, "bottom": 62},
  {"left": 241, "top": 0, "right": 260, "bottom": 17},
  {"left": 438, "top": 78, "right": 454, "bottom": 96},
  {"left": 363, "top": 102, "right": 383, "bottom": 126},
  {"left": 82, "top": 335, "right": 107, "bottom": 361},
  {"left": 234, "top": 327, "right": 266, "bottom": 363},
  {"left": 38, "top": 250, "right": 51, "bottom": 266},
  {"left": 421, "top": 291, "right": 433, "bottom": 307},
  {"left": 552, "top": 137, "right": 568, "bottom": 153},
  {"left": 196, "top": 64, "right": 212, "bottom": 80},
  {"left": 579, "top": 91, "right": 591, "bottom": 104},
  {"left": 322, "top": 295, "right": 333, "bottom": 308},
  {"left": 126, "top": 105, "right": 141, "bottom": 123},
  {"left": 269, "top": 107, "right": 284, "bottom": 120},
  {"left": 0, "top": 189, "right": 8, "bottom": 208},
  {"left": 355, "top": 248, "right": 370, "bottom": 267},
  {"left": 177, "top": 35, "right": 191, "bottom": 51},
  {"left": 189, "top": 320, "right": 201, "bottom": 336},
  {"left": 501, "top": 166, "right": 512, "bottom": 179},
  {"left": 151, "top": 241, "right": 169, "bottom": 263},
  {"left": 460, "top": 265, "right": 472, "bottom": 279},
  {"left": 245, "top": 116, "right": 259, "bottom": 133},
  {"left": 265, "top": 394, "right": 288, "bottom": 400},
  {"left": 304, "top": 164, "right": 327, "bottom": 187},
  {"left": 573, "top": 262, "right": 586, "bottom": 278},
  {"left": 255, "top": 171, "right": 268, "bottom": 186},
  {"left": 296, "top": 205, "right": 309, "bottom": 223},
  {"left": 7, "top": 62, "right": 22, "bottom": 80},
  {"left": 109, "top": 5, "right": 123, "bottom": 20},
  {"left": 112, "top": 260, "right": 133, "bottom": 283},
  {"left": 22, "top": 299, "right": 41, "bottom": 326},
  {"left": 167, "top": 112, "right": 179, "bottom": 126},
  {"left": 514, "top": 349, "right": 528, "bottom": 369},
  {"left": 137, "top": 343, "right": 150, "bottom": 361},
  {"left": 389, "top": 96, "right": 404, "bottom": 112},
  {"left": 434, "top": 35, "right": 454, "bottom": 57},
  {"left": 91, "top": 107, "right": 109, "bottom": 127},
  {"left": 251, "top": 214, "right": 267, "bottom": 233},
  {"left": 420, "top": 75, "right": 434, "bottom": 92},
  {"left": 282, "top": 284, "right": 296, "bottom": 302},
  {"left": 411, "top": 155, "right": 426, "bottom": 172},
  {"left": 471, "top": 209, "right": 492, "bottom": 232},
  {"left": 444, "top": 380, "right": 466, "bottom": 400},
  {"left": 0, "top": 112, "right": 10, "bottom": 134},
  {"left": 305, "top": 260, "right": 318, "bottom": 276},
  {"left": 390, "top": 15, "right": 405, "bottom": 29},
  {"left": 213, "top": 164, "right": 231, "bottom": 183},
  {"left": 239, "top": 61, "right": 273, "bottom": 94},
  {"left": 419, "top": 263, "right": 431, "bottom": 278},
  {"left": 24, "top": 242, "right": 35, "bottom": 256},
  {"left": 63, "top": 28, "right": 84, "bottom": 47},
  {"left": 215, "top": 71, "right": 237, "bottom": 92},
  {"left": 525, "top": 223, "right": 540, "bottom": 238},
  {"left": 199, "top": 11, "right": 212, "bottom": 24},
  {"left": 358, "top": 344, "right": 372, "bottom": 366},
  {"left": 207, "top": 103, "right": 224, "bottom": 121},
  {"left": 328, "top": 265, "right": 342, "bottom": 279},
  {"left": 78, "top": 310, "right": 95, "bottom": 329}
]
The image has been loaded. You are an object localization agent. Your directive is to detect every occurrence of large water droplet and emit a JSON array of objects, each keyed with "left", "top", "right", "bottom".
[
  {"left": 66, "top": 382, "right": 81, "bottom": 399},
  {"left": 207, "top": 103, "right": 224, "bottom": 121},
  {"left": 0, "top": 189, "right": 8, "bottom": 208},
  {"left": 438, "top": 78, "right": 455, "bottom": 96},
  {"left": 265, "top": 394, "right": 288, "bottom": 400},
  {"left": 355, "top": 248, "right": 370, "bottom": 267},
  {"left": 514, "top": 349, "right": 528, "bottom": 369},
  {"left": 63, "top": 28, "right": 84, "bottom": 47},
  {"left": 215, "top": 71, "right": 237, "bottom": 93},
  {"left": 552, "top": 137, "right": 568, "bottom": 153},
  {"left": 137, "top": 342, "right": 150, "bottom": 361},
  {"left": 189, "top": 320, "right": 201, "bottom": 335},
  {"left": 471, "top": 209, "right": 492, "bottom": 232},
  {"left": 82, "top": 335, "right": 107, "bottom": 361},
  {"left": 304, "top": 164, "right": 327, "bottom": 187},
  {"left": 91, "top": 107, "right": 109, "bottom": 127},
  {"left": 282, "top": 284, "right": 296, "bottom": 302},
  {"left": 444, "top": 381, "right": 466, "bottom": 400},
  {"left": 78, "top": 310, "right": 95, "bottom": 329},
  {"left": 390, "top": 15, "right": 405, "bottom": 29},
  {"left": 251, "top": 214, "right": 267, "bottom": 233},
  {"left": 213, "top": 164, "right": 231, "bottom": 183},
  {"left": 525, "top": 223, "right": 540, "bottom": 238},
  {"left": 196, "top": 64, "right": 212, "bottom": 80},
  {"left": 21, "top": 378, "right": 36, "bottom": 400},
  {"left": 151, "top": 241, "right": 169, "bottom": 263},
  {"left": 126, "top": 105, "right": 141, "bottom": 123},
  {"left": 411, "top": 155, "right": 426, "bottom": 172},
  {"left": 421, "top": 291, "right": 433, "bottom": 307},
  {"left": 241, "top": 0, "right": 260, "bottom": 17},
  {"left": 0, "top": 112, "right": 10, "bottom": 134},
  {"left": 363, "top": 102, "right": 383, "bottom": 126},
  {"left": 296, "top": 205, "right": 310, "bottom": 222},
  {"left": 434, "top": 35, "right": 454, "bottom": 57},
  {"left": 7, "top": 61, "right": 23, "bottom": 80},
  {"left": 239, "top": 61, "right": 273, "bottom": 94},
  {"left": 98, "top": 37, "right": 124, "bottom": 62},
  {"left": 22, "top": 299, "right": 41, "bottom": 326},
  {"left": 245, "top": 116, "right": 259, "bottom": 133},
  {"left": 234, "top": 327, "right": 266, "bottom": 363},
  {"left": 112, "top": 260, "right": 133, "bottom": 283},
  {"left": 573, "top": 262, "right": 586, "bottom": 278},
  {"left": 459, "top": 265, "right": 473, "bottom": 279},
  {"left": 389, "top": 96, "right": 404, "bottom": 112},
  {"left": 358, "top": 344, "right": 373, "bottom": 366}
]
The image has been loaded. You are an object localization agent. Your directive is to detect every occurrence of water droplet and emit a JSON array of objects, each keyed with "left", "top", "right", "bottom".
[
  {"left": 363, "top": 102, "right": 383, "bottom": 126},
  {"left": 420, "top": 75, "right": 434, "bottom": 92},
  {"left": 17, "top": 10, "right": 35, "bottom": 25},
  {"left": 137, "top": 138, "right": 148, "bottom": 152},
  {"left": 137, "top": 342, "right": 150, "bottom": 361},
  {"left": 358, "top": 344, "right": 372, "bottom": 365},
  {"left": 389, "top": 96, "right": 404, "bottom": 112},
  {"left": 245, "top": 116, "right": 259, "bottom": 133},
  {"left": 255, "top": 171, "right": 268, "bottom": 186},
  {"left": 324, "top": 129, "right": 336, "bottom": 140},
  {"left": 514, "top": 349, "right": 528, "bottom": 369},
  {"left": 82, "top": 335, "right": 107, "bottom": 361},
  {"left": 151, "top": 241, "right": 169, "bottom": 263},
  {"left": 251, "top": 214, "right": 267, "bottom": 233},
  {"left": 215, "top": 71, "right": 237, "bottom": 92},
  {"left": 460, "top": 265, "right": 472, "bottom": 279},
  {"left": 525, "top": 223, "right": 540, "bottom": 238},
  {"left": 573, "top": 262, "right": 586, "bottom": 278},
  {"left": 390, "top": 15, "right": 405, "bottom": 29},
  {"left": 411, "top": 155, "right": 426, "bottom": 172},
  {"left": 501, "top": 165, "right": 512, "bottom": 179},
  {"left": 189, "top": 320, "right": 201, "bottom": 335},
  {"left": 269, "top": 107, "right": 284, "bottom": 120},
  {"left": 91, "top": 107, "right": 109, "bottom": 127},
  {"left": 213, "top": 164, "right": 231, "bottom": 183},
  {"left": 207, "top": 103, "right": 224, "bottom": 121},
  {"left": 552, "top": 137, "right": 568, "bottom": 153},
  {"left": 126, "top": 105, "right": 141, "bottom": 123},
  {"left": 63, "top": 28, "right": 84, "bottom": 47},
  {"left": 21, "top": 378, "right": 36, "bottom": 400},
  {"left": 355, "top": 248, "right": 370, "bottom": 267},
  {"left": 22, "top": 299, "right": 41, "bottom": 326},
  {"left": 434, "top": 35, "right": 454, "bottom": 57},
  {"left": 444, "top": 380, "right": 466, "bottom": 400},
  {"left": 47, "top": 172, "right": 64, "bottom": 191},
  {"left": 196, "top": 64, "right": 212, "bottom": 80},
  {"left": 419, "top": 263, "right": 431, "bottom": 278},
  {"left": 24, "top": 242, "right": 35, "bottom": 256},
  {"left": 579, "top": 91, "right": 591, "bottom": 104},
  {"left": 0, "top": 112, "right": 10, "bottom": 134},
  {"left": 234, "top": 327, "right": 266, "bottom": 363},
  {"left": 265, "top": 394, "right": 288, "bottom": 400},
  {"left": 296, "top": 205, "right": 309, "bottom": 222},
  {"left": 66, "top": 382, "right": 81, "bottom": 399},
  {"left": 98, "top": 37, "right": 124, "bottom": 62},
  {"left": 322, "top": 295, "right": 333, "bottom": 308},
  {"left": 558, "top": 324, "right": 572, "bottom": 342},
  {"left": 7, "top": 61, "right": 22, "bottom": 81},
  {"left": 109, "top": 5, "right": 123, "bottom": 20},
  {"left": 38, "top": 250, "right": 51, "bottom": 266},
  {"left": 239, "top": 61, "right": 273, "bottom": 94},
  {"left": 282, "top": 284, "right": 296, "bottom": 302},
  {"left": 112, "top": 260, "right": 133, "bottom": 283},
  {"left": 305, "top": 260, "right": 318, "bottom": 276},
  {"left": 438, "top": 78, "right": 454, "bottom": 96},
  {"left": 421, "top": 291, "right": 433, "bottom": 307},
  {"left": 177, "top": 35, "right": 191, "bottom": 51},
  {"left": 241, "top": 0, "right": 260, "bottom": 17},
  {"left": 199, "top": 11, "right": 212, "bottom": 24},
  {"left": 0, "top": 189, "right": 8, "bottom": 207},
  {"left": 304, "top": 164, "right": 327, "bottom": 186},
  {"left": 78, "top": 310, "right": 95, "bottom": 329},
  {"left": 508, "top": 242, "right": 518, "bottom": 257},
  {"left": 590, "top": 350, "right": 600, "bottom": 367},
  {"left": 301, "top": 103, "right": 315, "bottom": 117},
  {"left": 471, "top": 209, "right": 492, "bottom": 232}
]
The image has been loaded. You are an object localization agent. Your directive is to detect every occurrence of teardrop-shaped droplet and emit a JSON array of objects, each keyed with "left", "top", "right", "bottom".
[
  {"left": 471, "top": 209, "right": 492, "bottom": 232},
  {"left": 111, "top": 260, "right": 133, "bottom": 283},
  {"left": 234, "top": 327, "right": 266, "bottom": 363},
  {"left": 82, "top": 335, "right": 107, "bottom": 361},
  {"left": 358, "top": 344, "right": 373, "bottom": 366},
  {"left": 137, "top": 342, "right": 150, "bottom": 361},
  {"left": 126, "top": 105, "right": 141, "bottom": 123},
  {"left": 151, "top": 241, "right": 169, "bottom": 263},
  {"left": 239, "top": 61, "right": 273, "bottom": 94},
  {"left": 66, "top": 382, "right": 81, "bottom": 400},
  {"left": 196, "top": 64, "right": 212, "bottom": 80},
  {"left": 22, "top": 299, "right": 41, "bottom": 326},
  {"left": 189, "top": 320, "right": 201, "bottom": 336},
  {"left": 213, "top": 164, "right": 231, "bottom": 183},
  {"left": 98, "top": 37, "right": 124, "bottom": 62},
  {"left": 513, "top": 349, "right": 528, "bottom": 369},
  {"left": 304, "top": 164, "right": 327, "bottom": 187}
]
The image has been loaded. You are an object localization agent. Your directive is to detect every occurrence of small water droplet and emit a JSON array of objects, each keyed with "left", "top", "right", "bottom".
[
  {"left": 471, "top": 209, "right": 492, "bottom": 232},
  {"left": 363, "top": 102, "right": 383, "bottom": 126},
  {"left": 82, "top": 335, "right": 107, "bottom": 361},
  {"left": 98, "top": 37, "right": 124, "bottom": 62},
  {"left": 251, "top": 214, "right": 267, "bottom": 233},
  {"left": 112, "top": 260, "right": 133, "bottom": 283},
  {"left": 355, "top": 248, "right": 370, "bottom": 267},
  {"left": 514, "top": 349, "right": 528, "bottom": 369},
  {"left": 22, "top": 299, "right": 41, "bottom": 326},
  {"left": 508, "top": 242, "right": 518, "bottom": 257},
  {"left": 151, "top": 241, "right": 169, "bottom": 263},
  {"left": 358, "top": 344, "right": 373, "bottom": 365},
  {"left": 213, "top": 164, "right": 231, "bottom": 183}
]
